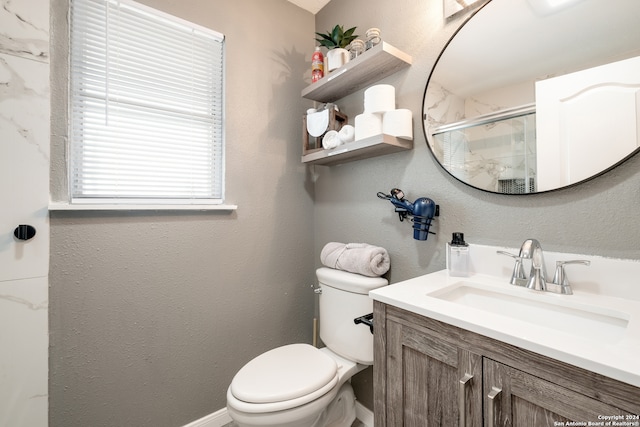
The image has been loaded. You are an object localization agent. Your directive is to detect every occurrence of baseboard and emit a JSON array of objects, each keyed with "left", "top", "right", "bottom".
[
  {"left": 185, "top": 401, "right": 374, "bottom": 427},
  {"left": 182, "top": 407, "right": 232, "bottom": 427},
  {"left": 355, "top": 401, "right": 374, "bottom": 427}
]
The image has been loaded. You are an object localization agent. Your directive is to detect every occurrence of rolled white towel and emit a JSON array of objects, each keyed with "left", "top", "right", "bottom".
[
  {"left": 322, "top": 130, "right": 341, "bottom": 149},
  {"left": 338, "top": 125, "right": 355, "bottom": 143},
  {"left": 320, "top": 242, "right": 390, "bottom": 277}
]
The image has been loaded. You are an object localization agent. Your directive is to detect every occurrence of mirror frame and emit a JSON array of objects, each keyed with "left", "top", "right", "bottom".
[{"left": 421, "top": 0, "right": 640, "bottom": 195}]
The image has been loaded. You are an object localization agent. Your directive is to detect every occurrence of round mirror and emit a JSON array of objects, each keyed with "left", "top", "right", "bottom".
[{"left": 423, "top": 0, "right": 640, "bottom": 194}]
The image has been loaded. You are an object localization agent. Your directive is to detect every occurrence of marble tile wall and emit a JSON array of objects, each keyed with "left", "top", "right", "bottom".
[
  {"left": 0, "top": 0, "right": 49, "bottom": 62},
  {"left": 0, "top": 0, "right": 50, "bottom": 426},
  {"left": 425, "top": 80, "right": 537, "bottom": 193}
]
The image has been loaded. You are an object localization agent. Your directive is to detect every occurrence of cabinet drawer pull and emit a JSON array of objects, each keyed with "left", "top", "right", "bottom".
[
  {"left": 487, "top": 386, "right": 502, "bottom": 427},
  {"left": 458, "top": 373, "right": 474, "bottom": 426}
]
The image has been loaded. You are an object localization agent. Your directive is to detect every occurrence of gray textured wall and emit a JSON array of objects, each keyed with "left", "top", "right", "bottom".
[
  {"left": 315, "top": 0, "right": 640, "bottom": 409},
  {"left": 49, "top": 0, "right": 316, "bottom": 426}
]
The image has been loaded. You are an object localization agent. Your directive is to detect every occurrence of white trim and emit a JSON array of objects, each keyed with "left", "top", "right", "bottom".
[
  {"left": 182, "top": 407, "right": 232, "bottom": 427},
  {"left": 355, "top": 401, "right": 374, "bottom": 427},
  {"left": 48, "top": 202, "right": 238, "bottom": 211},
  {"left": 184, "top": 402, "right": 374, "bottom": 427}
]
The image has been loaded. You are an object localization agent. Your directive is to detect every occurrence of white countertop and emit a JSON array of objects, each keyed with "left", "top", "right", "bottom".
[{"left": 370, "top": 245, "right": 640, "bottom": 388}]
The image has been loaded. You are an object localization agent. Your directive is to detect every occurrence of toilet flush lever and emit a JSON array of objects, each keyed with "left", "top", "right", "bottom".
[
  {"left": 310, "top": 284, "right": 322, "bottom": 294},
  {"left": 354, "top": 313, "right": 374, "bottom": 334}
]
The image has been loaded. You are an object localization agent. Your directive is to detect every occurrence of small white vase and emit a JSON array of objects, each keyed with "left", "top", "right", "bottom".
[{"left": 327, "top": 48, "right": 350, "bottom": 72}]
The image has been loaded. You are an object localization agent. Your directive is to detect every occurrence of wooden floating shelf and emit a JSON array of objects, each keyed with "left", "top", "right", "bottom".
[
  {"left": 301, "top": 134, "right": 413, "bottom": 166},
  {"left": 301, "top": 42, "right": 412, "bottom": 103}
]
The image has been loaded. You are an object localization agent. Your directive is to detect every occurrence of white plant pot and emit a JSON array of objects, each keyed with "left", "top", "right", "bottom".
[{"left": 327, "top": 48, "right": 350, "bottom": 72}]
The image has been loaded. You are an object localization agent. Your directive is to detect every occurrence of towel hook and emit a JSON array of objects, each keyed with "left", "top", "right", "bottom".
[{"left": 14, "top": 224, "right": 36, "bottom": 241}]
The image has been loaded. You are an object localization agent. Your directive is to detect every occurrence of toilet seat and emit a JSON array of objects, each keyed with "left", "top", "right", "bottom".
[{"left": 228, "top": 344, "right": 339, "bottom": 413}]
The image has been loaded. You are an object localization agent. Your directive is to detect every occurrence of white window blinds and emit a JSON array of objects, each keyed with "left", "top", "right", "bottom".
[{"left": 70, "top": 0, "right": 225, "bottom": 204}]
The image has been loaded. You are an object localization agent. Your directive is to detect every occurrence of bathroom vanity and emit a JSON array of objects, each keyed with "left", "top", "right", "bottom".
[{"left": 370, "top": 245, "right": 640, "bottom": 426}]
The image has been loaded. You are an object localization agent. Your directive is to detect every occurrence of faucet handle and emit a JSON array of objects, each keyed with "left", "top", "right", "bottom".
[
  {"left": 496, "top": 250, "right": 518, "bottom": 259},
  {"left": 497, "top": 251, "right": 527, "bottom": 286},
  {"left": 551, "top": 260, "right": 590, "bottom": 294}
]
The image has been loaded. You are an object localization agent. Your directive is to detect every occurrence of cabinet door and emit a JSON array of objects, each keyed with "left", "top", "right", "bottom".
[
  {"left": 484, "top": 358, "right": 630, "bottom": 427},
  {"left": 385, "top": 320, "right": 482, "bottom": 427}
]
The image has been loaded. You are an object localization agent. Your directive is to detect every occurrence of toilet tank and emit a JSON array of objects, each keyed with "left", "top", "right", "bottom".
[{"left": 316, "top": 267, "right": 388, "bottom": 365}]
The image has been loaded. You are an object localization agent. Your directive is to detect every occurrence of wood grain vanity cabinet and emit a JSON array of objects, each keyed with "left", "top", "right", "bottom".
[{"left": 373, "top": 302, "right": 640, "bottom": 427}]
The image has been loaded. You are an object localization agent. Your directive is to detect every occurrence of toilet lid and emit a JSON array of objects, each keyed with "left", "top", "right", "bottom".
[{"left": 230, "top": 344, "right": 338, "bottom": 404}]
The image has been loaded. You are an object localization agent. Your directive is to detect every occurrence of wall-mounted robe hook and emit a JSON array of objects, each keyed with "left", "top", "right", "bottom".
[{"left": 14, "top": 224, "right": 36, "bottom": 241}]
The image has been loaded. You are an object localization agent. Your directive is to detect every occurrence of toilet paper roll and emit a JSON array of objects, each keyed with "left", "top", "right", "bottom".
[
  {"left": 355, "top": 113, "right": 383, "bottom": 141},
  {"left": 383, "top": 109, "right": 413, "bottom": 140},
  {"left": 338, "top": 125, "right": 355, "bottom": 143},
  {"left": 364, "top": 84, "right": 396, "bottom": 113}
]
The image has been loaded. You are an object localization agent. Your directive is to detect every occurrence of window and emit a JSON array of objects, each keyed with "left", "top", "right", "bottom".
[{"left": 69, "top": 0, "right": 225, "bottom": 205}]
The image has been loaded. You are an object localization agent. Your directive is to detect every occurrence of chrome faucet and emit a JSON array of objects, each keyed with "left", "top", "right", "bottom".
[
  {"left": 498, "top": 239, "right": 590, "bottom": 295},
  {"left": 518, "top": 238, "right": 548, "bottom": 291}
]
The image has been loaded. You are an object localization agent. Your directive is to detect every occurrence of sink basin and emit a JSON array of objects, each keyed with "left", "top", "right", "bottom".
[{"left": 428, "top": 282, "right": 630, "bottom": 344}]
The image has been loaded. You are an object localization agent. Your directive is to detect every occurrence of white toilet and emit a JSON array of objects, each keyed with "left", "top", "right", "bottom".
[{"left": 226, "top": 267, "right": 388, "bottom": 427}]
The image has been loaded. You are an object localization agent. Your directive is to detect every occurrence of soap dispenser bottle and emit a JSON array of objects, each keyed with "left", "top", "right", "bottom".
[{"left": 447, "top": 232, "right": 469, "bottom": 277}]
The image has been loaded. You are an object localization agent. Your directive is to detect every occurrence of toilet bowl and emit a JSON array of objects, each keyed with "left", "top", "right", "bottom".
[
  {"left": 226, "top": 268, "right": 388, "bottom": 427},
  {"left": 226, "top": 345, "right": 364, "bottom": 427}
]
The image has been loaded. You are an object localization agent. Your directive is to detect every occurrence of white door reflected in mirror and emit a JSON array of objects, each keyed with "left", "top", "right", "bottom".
[{"left": 536, "top": 55, "right": 640, "bottom": 191}]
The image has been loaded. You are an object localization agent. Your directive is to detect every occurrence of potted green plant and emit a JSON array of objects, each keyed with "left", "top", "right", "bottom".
[
  {"left": 315, "top": 25, "right": 358, "bottom": 71},
  {"left": 315, "top": 25, "right": 358, "bottom": 50}
]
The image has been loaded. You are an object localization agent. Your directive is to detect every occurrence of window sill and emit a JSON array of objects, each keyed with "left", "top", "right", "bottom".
[{"left": 48, "top": 202, "right": 238, "bottom": 212}]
